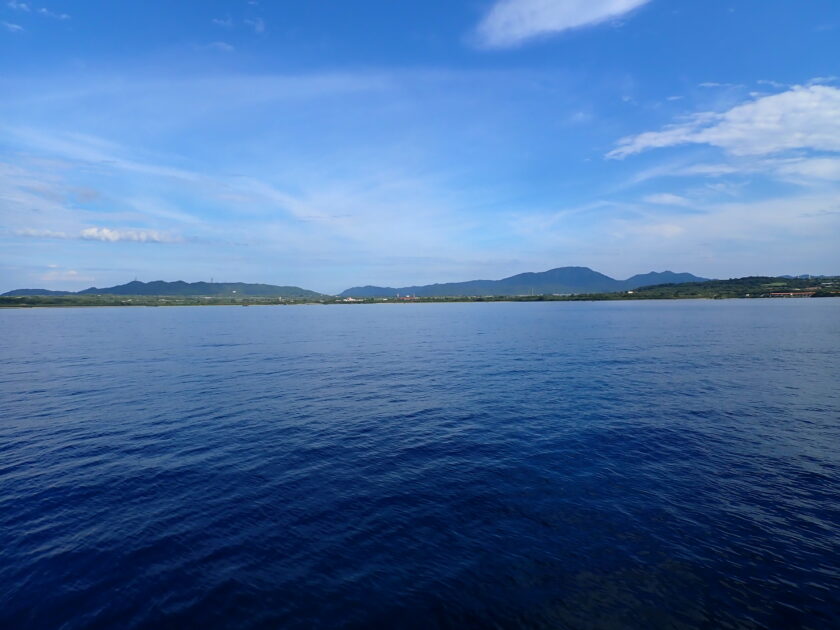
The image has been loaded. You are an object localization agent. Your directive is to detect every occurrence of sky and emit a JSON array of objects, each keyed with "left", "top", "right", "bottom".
[{"left": 1, "top": 0, "right": 839, "bottom": 293}]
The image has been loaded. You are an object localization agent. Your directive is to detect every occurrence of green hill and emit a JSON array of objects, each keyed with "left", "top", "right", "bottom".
[{"left": 4, "top": 280, "right": 323, "bottom": 298}]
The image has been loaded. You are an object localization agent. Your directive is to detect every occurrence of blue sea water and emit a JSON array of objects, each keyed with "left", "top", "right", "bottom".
[{"left": 1, "top": 300, "right": 839, "bottom": 629}]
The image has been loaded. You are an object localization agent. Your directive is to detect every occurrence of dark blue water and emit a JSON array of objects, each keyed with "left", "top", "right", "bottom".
[{"left": 1, "top": 301, "right": 839, "bottom": 629}]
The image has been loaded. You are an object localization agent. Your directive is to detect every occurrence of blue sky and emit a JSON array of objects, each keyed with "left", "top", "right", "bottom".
[{"left": 1, "top": 0, "right": 839, "bottom": 293}]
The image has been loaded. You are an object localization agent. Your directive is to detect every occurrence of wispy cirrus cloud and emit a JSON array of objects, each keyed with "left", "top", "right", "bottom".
[
  {"left": 212, "top": 15, "right": 264, "bottom": 33},
  {"left": 773, "top": 157, "right": 840, "bottom": 181},
  {"left": 203, "top": 41, "right": 235, "bottom": 52},
  {"left": 2, "top": 21, "right": 23, "bottom": 32},
  {"left": 609, "top": 85, "right": 840, "bottom": 159},
  {"left": 642, "top": 193, "right": 692, "bottom": 206},
  {"left": 6, "top": 1, "right": 68, "bottom": 19},
  {"left": 80, "top": 227, "right": 181, "bottom": 242},
  {"left": 632, "top": 156, "right": 840, "bottom": 185},
  {"left": 14, "top": 228, "right": 67, "bottom": 239},
  {"left": 474, "top": 0, "right": 651, "bottom": 48},
  {"left": 0, "top": 115, "right": 476, "bottom": 270},
  {"left": 36, "top": 7, "right": 69, "bottom": 20},
  {"left": 15, "top": 227, "right": 182, "bottom": 243},
  {"left": 698, "top": 81, "right": 743, "bottom": 89},
  {"left": 511, "top": 190, "right": 840, "bottom": 278},
  {"left": 244, "top": 17, "right": 265, "bottom": 34},
  {"left": 3, "top": 68, "right": 835, "bottom": 289},
  {"left": 757, "top": 79, "right": 788, "bottom": 89}
]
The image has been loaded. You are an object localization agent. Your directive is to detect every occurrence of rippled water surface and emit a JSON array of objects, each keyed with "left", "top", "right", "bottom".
[{"left": 1, "top": 300, "right": 839, "bottom": 629}]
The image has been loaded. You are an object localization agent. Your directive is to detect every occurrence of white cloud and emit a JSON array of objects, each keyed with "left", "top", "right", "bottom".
[
  {"left": 15, "top": 228, "right": 69, "bottom": 239},
  {"left": 643, "top": 193, "right": 692, "bottom": 206},
  {"left": 15, "top": 227, "right": 181, "bottom": 243},
  {"left": 474, "top": 0, "right": 651, "bottom": 48},
  {"left": 672, "top": 163, "right": 740, "bottom": 177},
  {"left": 808, "top": 76, "right": 839, "bottom": 86},
  {"left": 37, "top": 7, "right": 69, "bottom": 20},
  {"left": 772, "top": 157, "right": 840, "bottom": 181},
  {"left": 609, "top": 85, "right": 840, "bottom": 158},
  {"left": 212, "top": 17, "right": 233, "bottom": 28},
  {"left": 80, "top": 227, "right": 181, "bottom": 243},
  {"left": 698, "top": 82, "right": 743, "bottom": 89},
  {"left": 636, "top": 156, "right": 840, "bottom": 184},
  {"left": 757, "top": 79, "right": 787, "bottom": 89},
  {"left": 6, "top": 2, "right": 69, "bottom": 19},
  {"left": 2, "top": 21, "right": 24, "bottom": 32}
]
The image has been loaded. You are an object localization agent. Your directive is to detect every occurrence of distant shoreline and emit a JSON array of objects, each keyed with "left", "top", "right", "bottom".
[
  {"left": 2, "top": 294, "right": 838, "bottom": 309},
  {"left": 3, "top": 277, "right": 838, "bottom": 308}
]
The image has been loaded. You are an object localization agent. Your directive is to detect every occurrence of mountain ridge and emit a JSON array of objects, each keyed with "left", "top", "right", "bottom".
[
  {"left": 2, "top": 268, "right": 710, "bottom": 298},
  {"left": 339, "top": 267, "right": 710, "bottom": 297}
]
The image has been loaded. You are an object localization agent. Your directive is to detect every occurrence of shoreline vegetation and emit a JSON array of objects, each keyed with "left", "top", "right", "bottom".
[{"left": 2, "top": 276, "right": 838, "bottom": 308}]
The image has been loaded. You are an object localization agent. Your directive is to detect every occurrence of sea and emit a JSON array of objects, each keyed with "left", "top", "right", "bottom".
[{"left": 1, "top": 300, "right": 839, "bottom": 629}]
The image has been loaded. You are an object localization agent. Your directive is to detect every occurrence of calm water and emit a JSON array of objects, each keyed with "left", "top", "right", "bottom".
[{"left": 1, "top": 300, "right": 839, "bottom": 629}]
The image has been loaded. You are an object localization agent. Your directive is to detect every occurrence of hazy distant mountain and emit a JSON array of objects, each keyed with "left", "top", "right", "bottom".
[
  {"left": 619, "top": 271, "right": 709, "bottom": 290},
  {"left": 3, "top": 280, "right": 323, "bottom": 298},
  {"left": 339, "top": 267, "right": 709, "bottom": 297}
]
